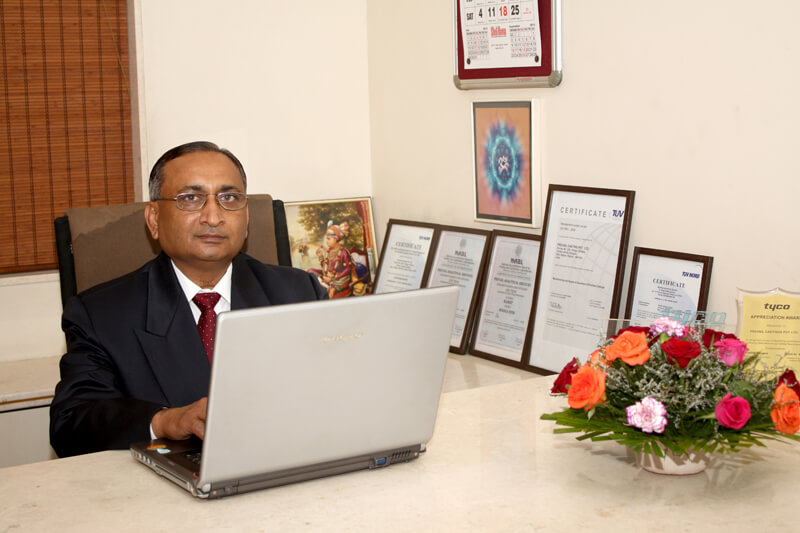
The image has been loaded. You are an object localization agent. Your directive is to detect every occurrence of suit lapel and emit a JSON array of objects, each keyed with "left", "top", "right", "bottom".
[
  {"left": 230, "top": 254, "right": 271, "bottom": 310},
  {"left": 135, "top": 253, "right": 210, "bottom": 406}
]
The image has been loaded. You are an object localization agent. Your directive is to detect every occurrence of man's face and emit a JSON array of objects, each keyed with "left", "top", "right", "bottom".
[{"left": 145, "top": 151, "right": 249, "bottom": 276}]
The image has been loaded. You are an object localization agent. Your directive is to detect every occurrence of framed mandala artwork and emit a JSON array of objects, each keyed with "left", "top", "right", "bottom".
[{"left": 471, "top": 100, "right": 536, "bottom": 228}]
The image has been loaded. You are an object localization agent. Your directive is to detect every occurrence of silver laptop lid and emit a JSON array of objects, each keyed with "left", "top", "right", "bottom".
[{"left": 198, "top": 285, "right": 459, "bottom": 487}]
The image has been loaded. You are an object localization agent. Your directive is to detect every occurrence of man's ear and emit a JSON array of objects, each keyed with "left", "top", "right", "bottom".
[{"left": 144, "top": 202, "right": 159, "bottom": 240}]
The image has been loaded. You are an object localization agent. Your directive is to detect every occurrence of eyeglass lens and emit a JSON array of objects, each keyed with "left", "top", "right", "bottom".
[{"left": 175, "top": 193, "right": 246, "bottom": 211}]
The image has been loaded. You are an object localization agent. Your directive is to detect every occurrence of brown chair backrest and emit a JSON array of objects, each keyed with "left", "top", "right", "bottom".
[{"left": 64, "top": 194, "right": 278, "bottom": 294}]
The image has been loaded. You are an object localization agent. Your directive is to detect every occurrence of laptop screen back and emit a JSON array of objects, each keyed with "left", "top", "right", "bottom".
[{"left": 197, "top": 286, "right": 459, "bottom": 487}]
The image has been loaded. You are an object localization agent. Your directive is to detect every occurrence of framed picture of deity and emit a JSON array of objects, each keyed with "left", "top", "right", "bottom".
[
  {"left": 472, "top": 100, "right": 539, "bottom": 228},
  {"left": 284, "top": 197, "right": 379, "bottom": 299}
]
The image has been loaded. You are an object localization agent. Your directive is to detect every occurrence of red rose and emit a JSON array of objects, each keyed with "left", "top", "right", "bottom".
[
  {"left": 778, "top": 369, "right": 800, "bottom": 397},
  {"left": 702, "top": 329, "right": 737, "bottom": 349},
  {"left": 662, "top": 338, "right": 702, "bottom": 368},
  {"left": 551, "top": 357, "right": 580, "bottom": 393},
  {"left": 613, "top": 326, "right": 650, "bottom": 340}
]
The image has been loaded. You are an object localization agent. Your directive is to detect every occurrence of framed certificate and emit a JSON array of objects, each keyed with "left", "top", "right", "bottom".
[
  {"left": 426, "top": 226, "right": 491, "bottom": 354},
  {"left": 624, "top": 247, "right": 713, "bottom": 325},
  {"left": 526, "top": 185, "right": 635, "bottom": 373},
  {"left": 469, "top": 230, "right": 541, "bottom": 366},
  {"left": 374, "top": 220, "right": 438, "bottom": 294}
]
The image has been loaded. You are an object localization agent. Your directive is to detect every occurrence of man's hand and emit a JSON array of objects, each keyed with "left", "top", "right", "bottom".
[{"left": 151, "top": 397, "right": 208, "bottom": 440}]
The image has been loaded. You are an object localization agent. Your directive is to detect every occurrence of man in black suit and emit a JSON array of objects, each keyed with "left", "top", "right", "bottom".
[{"left": 50, "top": 141, "right": 327, "bottom": 457}]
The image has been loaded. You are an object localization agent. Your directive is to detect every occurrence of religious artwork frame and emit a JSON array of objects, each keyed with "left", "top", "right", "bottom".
[
  {"left": 525, "top": 184, "right": 635, "bottom": 373},
  {"left": 469, "top": 230, "right": 541, "bottom": 367},
  {"left": 284, "top": 197, "right": 378, "bottom": 299},
  {"left": 472, "top": 100, "right": 538, "bottom": 228},
  {"left": 624, "top": 247, "right": 713, "bottom": 324},
  {"left": 425, "top": 225, "right": 491, "bottom": 354},
  {"left": 373, "top": 219, "right": 439, "bottom": 295}
]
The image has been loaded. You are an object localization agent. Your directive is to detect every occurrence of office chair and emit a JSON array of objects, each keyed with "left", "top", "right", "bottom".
[{"left": 54, "top": 194, "right": 292, "bottom": 307}]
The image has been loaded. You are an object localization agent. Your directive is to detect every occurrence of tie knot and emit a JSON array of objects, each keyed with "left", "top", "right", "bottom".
[{"left": 193, "top": 292, "right": 221, "bottom": 312}]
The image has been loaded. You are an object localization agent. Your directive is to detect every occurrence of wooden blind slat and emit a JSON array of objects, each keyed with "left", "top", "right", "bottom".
[{"left": 0, "top": 0, "right": 132, "bottom": 274}]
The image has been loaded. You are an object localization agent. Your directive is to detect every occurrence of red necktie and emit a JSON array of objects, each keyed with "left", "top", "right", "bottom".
[{"left": 193, "top": 292, "right": 221, "bottom": 363}]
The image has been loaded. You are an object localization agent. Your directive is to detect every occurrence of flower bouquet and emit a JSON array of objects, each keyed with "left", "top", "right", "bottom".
[{"left": 541, "top": 317, "right": 800, "bottom": 465}]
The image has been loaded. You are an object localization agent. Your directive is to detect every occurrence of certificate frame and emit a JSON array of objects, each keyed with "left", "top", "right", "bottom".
[
  {"left": 373, "top": 219, "right": 439, "bottom": 294},
  {"left": 469, "top": 230, "right": 541, "bottom": 367},
  {"left": 283, "top": 197, "right": 379, "bottom": 298},
  {"left": 472, "top": 100, "right": 538, "bottom": 228},
  {"left": 624, "top": 247, "right": 713, "bottom": 324},
  {"left": 453, "top": 0, "right": 563, "bottom": 89},
  {"left": 525, "top": 185, "right": 635, "bottom": 373},
  {"left": 425, "top": 225, "right": 491, "bottom": 354}
]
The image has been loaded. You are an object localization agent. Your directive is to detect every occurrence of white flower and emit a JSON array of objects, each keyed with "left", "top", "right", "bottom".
[{"left": 625, "top": 397, "right": 668, "bottom": 433}]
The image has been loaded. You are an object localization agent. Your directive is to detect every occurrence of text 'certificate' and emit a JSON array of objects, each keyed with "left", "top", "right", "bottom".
[
  {"left": 375, "top": 224, "right": 435, "bottom": 294},
  {"left": 530, "top": 190, "right": 630, "bottom": 371}
]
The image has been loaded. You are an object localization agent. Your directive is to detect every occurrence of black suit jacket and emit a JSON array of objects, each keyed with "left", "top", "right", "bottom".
[{"left": 50, "top": 252, "right": 327, "bottom": 457}]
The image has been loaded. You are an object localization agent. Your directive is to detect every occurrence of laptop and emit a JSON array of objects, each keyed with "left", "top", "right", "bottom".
[{"left": 131, "top": 285, "right": 459, "bottom": 499}]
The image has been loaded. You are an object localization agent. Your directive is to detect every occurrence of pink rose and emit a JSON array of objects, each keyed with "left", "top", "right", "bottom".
[
  {"left": 714, "top": 338, "right": 748, "bottom": 366},
  {"left": 715, "top": 393, "right": 751, "bottom": 430}
]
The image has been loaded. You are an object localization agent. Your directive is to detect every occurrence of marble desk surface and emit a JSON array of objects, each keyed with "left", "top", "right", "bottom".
[{"left": 2, "top": 374, "right": 798, "bottom": 532}]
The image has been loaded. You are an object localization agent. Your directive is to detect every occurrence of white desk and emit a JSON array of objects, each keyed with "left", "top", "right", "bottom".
[
  {"left": 1, "top": 374, "right": 796, "bottom": 532},
  {"left": 0, "top": 353, "right": 531, "bottom": 468}
]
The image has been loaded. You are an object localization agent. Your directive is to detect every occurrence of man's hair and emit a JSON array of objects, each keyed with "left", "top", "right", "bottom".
[{"left": 148, "top": 141, "right": 247, "bottom": 200}]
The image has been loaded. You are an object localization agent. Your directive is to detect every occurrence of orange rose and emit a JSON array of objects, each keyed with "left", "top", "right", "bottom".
[
  {"left": 604, "top": 331, "right": 650, "bottom": 366},
  {"left": 567, "top": 364, "right": 606, "bottom": 411},
  {"left": 771, "top": 383, "right": 800, "bottom": 434},
  {"left": 589, "top": 349, "right": 606, "bottom": 366}
]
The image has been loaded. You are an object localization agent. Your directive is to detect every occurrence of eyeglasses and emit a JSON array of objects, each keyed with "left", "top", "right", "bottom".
[{"left": 158, "top": 192, "right": 248, "bottom": 212}]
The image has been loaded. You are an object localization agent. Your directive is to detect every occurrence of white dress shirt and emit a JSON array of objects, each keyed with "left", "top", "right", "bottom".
[
  {"left": 171, "top": 260, "right": 233, "bottom": 321},
  {"left": 149, "top": 261, "right": 234, "bottom": 439}
]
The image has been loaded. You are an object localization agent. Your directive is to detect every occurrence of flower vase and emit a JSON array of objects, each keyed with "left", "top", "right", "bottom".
[{"left": 636, "top": 444, "right": 708, "bottom": 475}]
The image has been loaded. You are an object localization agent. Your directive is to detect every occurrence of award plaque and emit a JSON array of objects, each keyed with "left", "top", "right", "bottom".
[
  {"left": 737, "top": 288, "right": 800, "bottom": 373},
  {"left": 426, "top": 226, "right": 491, "bottom": 354},
  {"left": 624, "top": 247, "right": 713, "bottom": 325},
  {"left": 526, "top": 185, "right": 635, "bottom": 373},
  {"left": 374, "top": 220, "right": 438, "bottom": 294},
  {"left": 470, "top": 230, "right": 541, "bottom": 366}
]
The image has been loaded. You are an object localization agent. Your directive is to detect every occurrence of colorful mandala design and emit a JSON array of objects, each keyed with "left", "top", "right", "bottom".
[{"left": 482, "top": 121, "right": 524, "bottom": 202}]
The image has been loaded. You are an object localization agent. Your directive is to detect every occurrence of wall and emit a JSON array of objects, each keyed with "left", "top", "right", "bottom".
[
  {"left": 367, "top": 0, "right": 800, "bottom": 323},
  {"left": 131, "top": 0, "right": 372, "bottom": 202},
  {"left": 4, "top": 0, "right": 800, "bottom": 361},
  {"left": 0, "top": 0, "right": 372, "bottom": 362}
]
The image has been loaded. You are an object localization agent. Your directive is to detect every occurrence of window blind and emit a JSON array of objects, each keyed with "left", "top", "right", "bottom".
[{"left": 0, "top": 0, "right": 133, "bottom": 274}]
